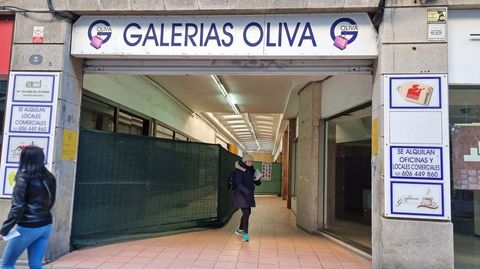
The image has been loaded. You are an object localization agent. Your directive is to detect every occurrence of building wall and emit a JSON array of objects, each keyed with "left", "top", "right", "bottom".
[
  {"left": 2, "top": 0, "right": 478, "bottom": 265},
  {"left": 321, "top": 75, "right": 372, "bottom": 118},
  {"left": 0, "top": 11, "right": 84, "bottom": 260},
  {"left": 249, "top": 152, "right": 274, "bottom": 162},
  {"left": 372, "top": 2, "right": 453, "bottom": 268}
]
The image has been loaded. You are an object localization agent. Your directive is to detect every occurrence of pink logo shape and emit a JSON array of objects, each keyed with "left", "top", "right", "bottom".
[
  {"left": 90, "top": 36, "right": 104, "bottom": 49},
  {"left": 333, "top": 35, "right": 349, "bottom": 50}
]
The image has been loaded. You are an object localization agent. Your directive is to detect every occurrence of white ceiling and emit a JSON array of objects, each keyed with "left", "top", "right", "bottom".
[{"left": 148, "top": 74, "right": 326, "bottom": 152}]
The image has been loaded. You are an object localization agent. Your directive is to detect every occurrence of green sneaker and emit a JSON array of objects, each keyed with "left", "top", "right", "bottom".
[
  {"left": 235, "top": 229, "right": 244, "bottom": 236},
  {"left": 243, "top": 233, "right": 249, "bottom": 242}
]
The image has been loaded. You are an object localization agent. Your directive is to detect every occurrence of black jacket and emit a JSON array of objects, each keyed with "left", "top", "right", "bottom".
[
  {"left": 0, "top": 170, "right": 56, "bottom": 236},
  {"left": 233, "top": 161, "right": 257, "bottom": 209}
]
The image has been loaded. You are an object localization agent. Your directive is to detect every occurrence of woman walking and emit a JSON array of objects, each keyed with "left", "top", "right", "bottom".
[
  {"left": 0, "top": 146, "right": 56, "bottom": 269},
  {"left": 233, "top": 154, "right": 260, "bottom": 242}
]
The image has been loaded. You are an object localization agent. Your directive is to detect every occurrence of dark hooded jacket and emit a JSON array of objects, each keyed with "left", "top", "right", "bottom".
[
  {"left": 0, "top": 170, "right": 56, "bottom": 236},
  {"left": 233, "top": 160, "right": 256, "bottom": 208}
]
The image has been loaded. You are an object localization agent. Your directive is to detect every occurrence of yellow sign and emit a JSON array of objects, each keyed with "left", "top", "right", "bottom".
[
  {"left": 61, "top": 129, "right": 78, "bottom": 161},
  {"left": 427, "top": 8, "right": 447, "bottom": 24},
  {"left": 372, "top": 118, "right": 379, "bottom": 155}
]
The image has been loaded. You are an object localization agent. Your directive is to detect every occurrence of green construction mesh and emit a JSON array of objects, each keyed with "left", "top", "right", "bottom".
[
  {"left": 71, "top": 130, "right": 240, "bottom": 249},
  {"left": 253, "top": 161, "right": 282, "bottom": 195}
]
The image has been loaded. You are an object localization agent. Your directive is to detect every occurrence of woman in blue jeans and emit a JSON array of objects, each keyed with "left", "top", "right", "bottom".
[{"left": 0, "top": 146, "right": 56, "bottom": 269}]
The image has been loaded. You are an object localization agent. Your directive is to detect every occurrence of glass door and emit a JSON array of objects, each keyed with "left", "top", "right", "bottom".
[{"left": 323, "top": 105, "right": 372, "bottom": 251}]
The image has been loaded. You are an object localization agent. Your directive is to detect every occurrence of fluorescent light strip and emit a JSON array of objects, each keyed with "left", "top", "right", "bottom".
[
  {"left": 244, "top": 113, "right": 261, "bottom": 151},
  {"left": 211, "top": 75, "right": 240, "bottom": 115},
  {"left": 205, "top": 112, "right": 246, "bottom": 151}
]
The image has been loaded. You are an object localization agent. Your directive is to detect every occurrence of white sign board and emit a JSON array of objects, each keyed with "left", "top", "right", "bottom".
[
  {"left": 0, "top": 72, "right": 59, "bottom": 197},
  {"left": 12, "top": 74, "right": 56, "bottom": 102},
  {"left": 384, "top": 75, "right": 450, "bottom": 220},
  {"left": 71, "top": 14, "right": 378, "bottom": 58}
]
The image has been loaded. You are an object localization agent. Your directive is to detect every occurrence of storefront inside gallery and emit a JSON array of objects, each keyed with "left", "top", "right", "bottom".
[{"left": 69, "top": 13, "right": 378, "bottom": 253}]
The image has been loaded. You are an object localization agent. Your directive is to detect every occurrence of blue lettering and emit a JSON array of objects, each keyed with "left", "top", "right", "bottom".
[
  {"left": 185, "top": 23, "right": 198, "bottom": 46},
  {"left": 222, "top": 23, "right": 233, "bottom": 47},
  {"left": 278, "top": 22, "right": 282, "bottom": 47},
  {"left": 266, "top": 22, "right": 276, "bottom": 47},
  {"left": 284, "top": 22, "right": 300, "bottom": 47},
  {"left": 205, "top": 24, "right": 221, "bottom": 46},
  {"left": 298, "top": 22, "right": 316, "bottom": 47},
  {"left": 199, "top": 23, "right": 204, "bottom": 46},
  {"left": 160, "top": 23, "right": 169, "bottom": 46},
  {"left": 142, "top": 23, "right": 159, "bottom": 46},
  {"left": 123, "top": 23, "right": 142, "bottom": 46},
  {"left": 171, "top": 23, "right": 182, "bottom": 46},
  {"left": 243, "top": 22, "right": 263, "bottom": 47}
]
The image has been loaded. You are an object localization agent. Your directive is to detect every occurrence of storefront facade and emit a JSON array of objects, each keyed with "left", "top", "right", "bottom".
[{"left": 0, "top": 1, "right": 479, "bottom": 268}]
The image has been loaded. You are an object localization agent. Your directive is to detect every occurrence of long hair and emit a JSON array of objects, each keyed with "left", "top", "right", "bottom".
[{"left": 18, "top": 146, "right": 48, "bottom": 178}]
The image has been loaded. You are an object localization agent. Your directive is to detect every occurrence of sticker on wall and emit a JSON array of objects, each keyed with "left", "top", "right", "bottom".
[
  {"left": 32, "top": 26, "right": 44, "bottom": 44},
  {"left": 427, "top": 8, "right": 446, "bottom": 42},
  {"left": 61, "top": 129, "right": 79, "bottom": 161},
  {"left": 262, "top": 162, "right": 272, "bottom": 181}
]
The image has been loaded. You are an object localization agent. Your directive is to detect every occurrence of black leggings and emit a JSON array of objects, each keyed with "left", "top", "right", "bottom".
[{"left": 239, "top": 208, "right": 251, "bottom": 233}]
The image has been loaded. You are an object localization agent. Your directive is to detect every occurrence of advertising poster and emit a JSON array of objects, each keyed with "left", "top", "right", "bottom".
[
  {"left": 384, "top": 74, "right": 450, "bottom": 220},
  {"left": 0, "top": 72, "right": 59, "bottom": 197},
  {"left": 452, "top": 125, "right": 480, "bottom": 190}
]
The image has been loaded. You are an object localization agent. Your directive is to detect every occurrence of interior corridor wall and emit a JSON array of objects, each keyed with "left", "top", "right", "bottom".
[
  {"left": 321, "top": 75, "right": 372, "bottom": 118},
  {"left": 83, "top": 74, "right": 221, "bottom": 144},
  {"left": 296, "top": 82, "right": 322, "bottom": 232}
]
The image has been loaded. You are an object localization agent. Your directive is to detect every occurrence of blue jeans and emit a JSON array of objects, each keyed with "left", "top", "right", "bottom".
[{"left": 1, "top": 224, "right": 52, "bottom": 269}]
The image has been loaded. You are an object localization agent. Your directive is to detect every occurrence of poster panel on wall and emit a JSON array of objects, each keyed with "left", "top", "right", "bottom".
[
  {"left": 384, "top": 74, "right": 450, "bottom": 220},
  {"left": 0, "top": 72, "right": 59, "bottom": 197}
]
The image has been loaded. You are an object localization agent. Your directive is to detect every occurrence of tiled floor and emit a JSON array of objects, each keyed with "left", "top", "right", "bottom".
[{"left": 47, "top": 197, "right": 371, "bottom": 269}]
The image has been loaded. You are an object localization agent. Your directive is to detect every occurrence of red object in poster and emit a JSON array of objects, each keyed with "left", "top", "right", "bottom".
[
  {"left": 406, "top": 84, "right": 422, "bottom": 100},
  {"left": 0, "top": 18, "right": 14, "bottom": 79}
]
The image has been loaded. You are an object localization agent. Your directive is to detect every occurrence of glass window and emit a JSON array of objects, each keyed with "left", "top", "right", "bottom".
[
  {"left": 155, "top": 123, "right": 174, "bottom": 139},
  {"left": 324, "top": 106, "right": 372, "bottom": 251},
  {"left": 117, "top": 111, "right": 147, "bottom": 136},
  {"left": 449, "top": 88, "right": 480, "bottom": 269},
  {"left": 80, "top": 96, "right": 115, "bottom": 132}
]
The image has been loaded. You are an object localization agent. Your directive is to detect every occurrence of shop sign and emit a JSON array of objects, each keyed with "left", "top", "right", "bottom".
[
  {"left": 71, "top": 14, "right": 378, "bottom": 58},
  {"left": 384, "top": 75, "right": 450, "bottom": 220},
  {"left": 0, "top": 72, "right": 59, "bottom": 197}
]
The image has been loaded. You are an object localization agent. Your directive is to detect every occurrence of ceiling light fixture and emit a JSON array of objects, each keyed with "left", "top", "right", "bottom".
[
  {"left": 211, "top": 75, "right": 240, "bottom": 115},
  {"left": 205, "top": 112, "right": 246, "bottom": 151}
]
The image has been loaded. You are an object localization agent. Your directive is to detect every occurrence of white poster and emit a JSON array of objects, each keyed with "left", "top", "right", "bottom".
[
  {"left": 9, "top": 105, "right": 52, "bottom": 133},
  {"left": 12, "top": 74, "right": 55, "bottom": 102},
  {"left": 0, "top": 72, "right": 59, "bottom": 197},
  {"left": 6, "top": 136, "right": 50, "bottom": 164},
  {"left": 384, "top": 74, "right": 450, "bottom": 220},
  {"left": 390, "top": 181, "right": 444, "bottom": 218},
  {"left": 390, "top": 146, "right": 443, "bottom": 180}
]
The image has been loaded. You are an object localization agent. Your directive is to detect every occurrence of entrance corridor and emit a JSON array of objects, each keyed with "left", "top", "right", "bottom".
[{"left": 47, "top": 197, "right": 371, "bottom": 269}]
